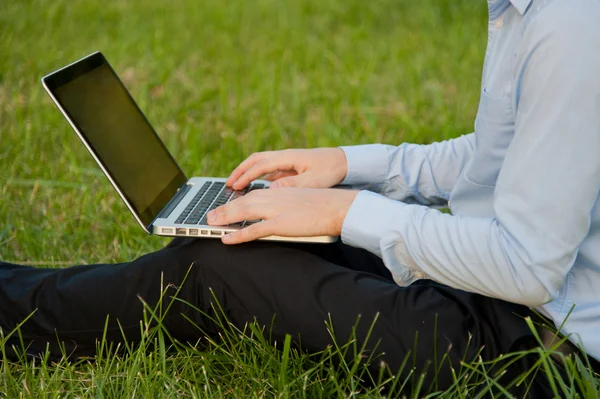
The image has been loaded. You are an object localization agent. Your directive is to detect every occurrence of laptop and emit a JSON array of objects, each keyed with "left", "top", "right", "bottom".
[{"left": 41, "top": 51, "right": 336, "bottom": 243}]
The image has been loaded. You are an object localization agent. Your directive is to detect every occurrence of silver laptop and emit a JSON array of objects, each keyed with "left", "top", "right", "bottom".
[{"left": 41, "top": 51, "right": 336, "bottom": 243}]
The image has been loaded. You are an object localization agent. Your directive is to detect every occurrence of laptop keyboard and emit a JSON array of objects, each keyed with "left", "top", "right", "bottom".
[{"left": 174, "top": 181, "right": 265, "bottom": 226}]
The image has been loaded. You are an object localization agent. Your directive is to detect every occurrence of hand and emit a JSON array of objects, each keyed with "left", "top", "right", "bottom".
[
  {"left": 206, "top": 188, "right": 359, "bottom": 244},
  {"left": 226, "top": 148, "right": 348, "bottom": 190}
]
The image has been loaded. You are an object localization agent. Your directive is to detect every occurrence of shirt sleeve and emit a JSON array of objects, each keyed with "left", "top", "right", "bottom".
[
  {"left": 342, "top": 3, "right": 600, "bottom": 307},
  {"left": 339, "top": 133, "right": 475, "bottom": 206}
]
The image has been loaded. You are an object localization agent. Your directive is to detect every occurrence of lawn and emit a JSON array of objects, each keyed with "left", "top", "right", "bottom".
[{"left": 1, "top": 0, "right": 598, "bottom": 397}]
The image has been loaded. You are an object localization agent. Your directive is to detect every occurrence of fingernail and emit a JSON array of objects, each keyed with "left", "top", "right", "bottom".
[{"left": 222, "top": 234, "right": 232, "bottom": 243}]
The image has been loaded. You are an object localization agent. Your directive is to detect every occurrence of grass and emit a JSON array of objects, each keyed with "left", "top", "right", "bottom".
[{"left": 0, "top": 0, "right": 598, "bottom": 397}]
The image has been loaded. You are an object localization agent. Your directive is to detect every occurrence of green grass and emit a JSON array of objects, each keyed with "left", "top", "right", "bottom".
[{"left": 1, "top": 0, "right": 599, "bottom": 397}]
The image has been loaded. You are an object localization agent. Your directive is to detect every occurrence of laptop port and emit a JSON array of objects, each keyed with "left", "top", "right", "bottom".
[
  {"left": 210, "top": 230, "right": 222, "bottom": 236},
  {"left": 176, "top": 228, "right": 186, "bottom": 235},
  {"left": 162, "top": 228, "right": 174, "bottom": 234},
  {"left": 189, "top": 228, "right": 199, "bottom": 236}
]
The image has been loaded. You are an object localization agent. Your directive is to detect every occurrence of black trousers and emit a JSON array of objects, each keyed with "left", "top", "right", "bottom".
[{"left": 0, "top": 238, "right": 566, "bottom": 394}]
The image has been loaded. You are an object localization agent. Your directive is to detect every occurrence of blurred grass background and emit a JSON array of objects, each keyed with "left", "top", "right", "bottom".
[
  {"left": 0, "top": 0, "right": 486, "bottom": 263},
  {"left": 5, "top": 2, "right": 600, "bottom": 398}
]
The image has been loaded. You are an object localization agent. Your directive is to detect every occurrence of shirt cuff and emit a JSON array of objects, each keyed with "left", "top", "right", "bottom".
[
  {"left": 342, "top": 189, "right": 408, "bottom": 256},
  {"left": 341, "top": 190, "right": 428, "bottom": 285},
  {"left": 339, "top": 144, "right": 389, "bottom": 185}
]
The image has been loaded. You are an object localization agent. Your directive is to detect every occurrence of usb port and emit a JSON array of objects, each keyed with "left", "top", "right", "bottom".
[
  {"left": 201, "top": 230, "right": 209, "bottom": 235},
  {"left": 210, "top": 230, "right": 222, "bottom": 236},
  {"left": 189, "top": 228, "right": 199, "bottom": 236},
  {"left": 176, "top": 228, "right": 186, "bottom": 235}
]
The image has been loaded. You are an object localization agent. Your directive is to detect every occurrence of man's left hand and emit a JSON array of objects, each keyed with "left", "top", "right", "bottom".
[{"left": 206, "top": 188, "right": 359, "bottom": 244}]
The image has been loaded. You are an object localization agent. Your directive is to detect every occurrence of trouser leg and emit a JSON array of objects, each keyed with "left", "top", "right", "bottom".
[{"left": 0, "top": 239, "right": 534, "bottom": 391}]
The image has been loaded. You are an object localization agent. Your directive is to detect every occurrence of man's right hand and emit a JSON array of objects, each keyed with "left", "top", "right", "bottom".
[{"left": 226, "top": 148, "right": 348, "bottom": 190}]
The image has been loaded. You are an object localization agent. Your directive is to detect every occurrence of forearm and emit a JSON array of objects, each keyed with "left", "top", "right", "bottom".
[
  {"left": 340, "top": 133, "right": 475, "bottom": 206},
  {"left": 341, "top": 191, "right": 575, "bottom": 306}
]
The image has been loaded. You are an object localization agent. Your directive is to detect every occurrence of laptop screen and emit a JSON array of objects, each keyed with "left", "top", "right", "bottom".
[{"left": 43, "top": 52, "right": 187, "bottom": 229}]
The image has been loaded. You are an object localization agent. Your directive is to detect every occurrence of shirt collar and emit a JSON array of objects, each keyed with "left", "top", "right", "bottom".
[{"left": 509, "top": 0, "right": 532, "bottom": 15}]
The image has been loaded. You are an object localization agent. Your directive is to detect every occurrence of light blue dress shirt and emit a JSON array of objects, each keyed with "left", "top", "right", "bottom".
[{"left": 340, "top": 0, "right": 600, "bottom": 361}]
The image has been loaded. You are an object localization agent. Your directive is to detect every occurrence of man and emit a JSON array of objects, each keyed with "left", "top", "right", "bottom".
[{"left": 1, "top": 0, "right": 599, "bottom": 395}]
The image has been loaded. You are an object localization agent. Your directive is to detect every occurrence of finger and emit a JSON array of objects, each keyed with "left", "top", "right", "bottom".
[
  {"left": 269, "top": 174, "right": 309, "bottom": 188},
  {"left": 262, "top": 170, "right": 297, "bottom": 181},
  {"left": 222, "top": 220, "right": 276, "bottom": 244},
  {"left": 206, "top": 194, "right": 268, "bottom": 226},
  {"left": 226, "top": 152, "right": 268, "bottom": 187},
  {"left": 232, "top": 157, "right": 295, "bottom": 190}
]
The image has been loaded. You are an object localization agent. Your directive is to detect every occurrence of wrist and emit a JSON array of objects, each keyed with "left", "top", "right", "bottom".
[{"left": 332, "top": 147, "right": 349, "bottom": 185}]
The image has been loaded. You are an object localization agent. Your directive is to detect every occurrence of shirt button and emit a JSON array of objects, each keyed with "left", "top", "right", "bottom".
[{"left": 495, "top": 19, "right": 504, "bottom": 28}]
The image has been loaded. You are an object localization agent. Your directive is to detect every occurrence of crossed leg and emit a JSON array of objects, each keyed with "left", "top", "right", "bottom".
[{"left": 0, "top": 238, "right": 536, "bottom": 391}]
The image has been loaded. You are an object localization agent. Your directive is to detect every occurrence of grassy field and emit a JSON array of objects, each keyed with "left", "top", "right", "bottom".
[{"left": 1, "top": 0, "right": 598, "bottom": 397}]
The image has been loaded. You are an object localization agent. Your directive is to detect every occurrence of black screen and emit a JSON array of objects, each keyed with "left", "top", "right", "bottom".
[{"left": 45, "top": 53, "right": 187, "bottom": 228}]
